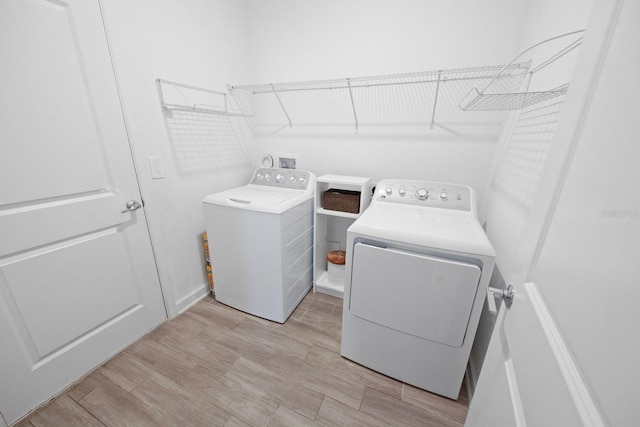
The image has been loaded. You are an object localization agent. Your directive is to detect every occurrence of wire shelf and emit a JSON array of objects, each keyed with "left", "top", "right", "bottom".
[
  {"left": 229, "top": 64, "right": 530, "bottom": 133},
  {"left": 459, "top": 30, "right": 584, "bottom": 111},
  {"left": 161, "top": 103, "right": 252, "bottom": 117},
  {"left": 232, "top": 65, "right": 527, "bottom": 94},
  {"left": 156, "top": 79, "right": 250, "bottom": 173},
  {"left": 459, "top": 83, "right": 569, "bottom": 111},
  {"left": 157, "top": 79, "right": 254, "bottom": 117}
]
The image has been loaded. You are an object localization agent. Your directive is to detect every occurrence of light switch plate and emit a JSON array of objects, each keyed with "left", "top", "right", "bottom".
[{"left": 149, "top": 156, "right": 165, "bottom": 179}]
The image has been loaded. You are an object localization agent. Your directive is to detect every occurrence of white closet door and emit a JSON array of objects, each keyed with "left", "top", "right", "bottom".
[
  {"left": 0, "top": 0, "right": 166, "bottom": 424},
  {"left": 466, "top": 1, "right": 638, "bottom": 426}
]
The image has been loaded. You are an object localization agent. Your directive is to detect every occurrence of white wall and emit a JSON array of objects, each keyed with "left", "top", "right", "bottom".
[
  {"left": 242, "top": 0, "right": 532, "bottom": 196},
  {"left": 245, "top": 0, "right": 532, "bottom": 81},
  {"left": 99, "top": 0, "right": 537, "bottom": 317},
  {"left": 101, "top": 0, "right": 253, "bottom": 316},
  {"left": 100, "top": 0, "right": 592, "bottom": 333},
  {"left": 481, "top": 1, "right": 593, "bottom": 270}
]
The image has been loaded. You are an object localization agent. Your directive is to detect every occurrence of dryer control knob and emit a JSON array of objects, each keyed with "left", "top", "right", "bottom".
[
  {"left": 275, "top": 173, "right": 284, "bottom": 183},
  {"left": 290, "top": 176, "right": 296, "bottom": 182},
  {"left": 399, "top": 188, "right": 406, "bottom": 196},
  {"left": 439, "top": 192, "right": 448, "bottom": 201},
  {"left": 415, "top": 188, "right": 429, "bottom": 200},
  {"left": 256, "top": 173, "right": 264, "bottom": 180},
  {"left": 385, "top": 187, "right": 392, "bottom": 195}
]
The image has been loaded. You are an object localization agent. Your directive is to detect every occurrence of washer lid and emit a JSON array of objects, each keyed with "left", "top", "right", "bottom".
[
  {"left": 203, "top": 185, "right": 309, "bottom": 214},
  {"left": 349, "top": 203, "right": 495, "bottom": 257}
]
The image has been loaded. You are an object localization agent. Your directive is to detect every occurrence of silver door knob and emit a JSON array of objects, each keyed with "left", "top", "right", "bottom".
[
  {"left": 121, "top": 200, "right": 142, "bottom": 213},
  {"left": 487, "top": 285, "right": 514, "bottom": 314}
]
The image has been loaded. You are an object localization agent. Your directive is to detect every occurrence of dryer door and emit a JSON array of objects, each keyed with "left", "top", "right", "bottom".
[{"left": 349, "top": 243, "right": 481, "bottom": 347}]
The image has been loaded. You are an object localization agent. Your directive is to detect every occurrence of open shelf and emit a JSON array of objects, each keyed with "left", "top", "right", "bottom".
[
  {"left": 459, "top": 30, "right": 583, "bottom": 111},
  {"left": 313, "top": 175, "right": 372, "bottom": 298},
  {"left": 316, "top": 208, "right": 361, "bottom": 219},
  {"left": 459, "top": 84, "right": 570, "bottom": 111},
  {"left": 157, "top": 79, "right": 254, "bottom": 117},
  {"left": 160, "top": 102, "right": 251, "bottom": 117},
  {"left": 314, "top": 271, "right": 344, "bottom": 299},
  {"left": 229, "top": 64, "right": 529, "bottom": 133}
]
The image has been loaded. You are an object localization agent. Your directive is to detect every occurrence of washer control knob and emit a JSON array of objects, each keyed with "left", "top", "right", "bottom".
[
  {"left": 265, "top": 174, "right": 271, "bottom": 181},
  {"left": 256, "top": 173, "right": 264, "bottom": 180},
  {"left": 415, "top": 188, "right": 429, "bottom": 200},
  {"left": 439, "top": 192, "right": 448, "bottom": 201},
  {"left": 385, "top": 187, "right": 393, "bottom": 195},
  {"left": 399, "top": 188, "right": 406, "bottom": 196},
  {"left": 290, "top": 176, "right": 296, "bottom": 182},
  {"left": 275, "top": 173, "right": 284, "bottom": 183},
  {"left": 299, "top": 176, "right": 306, "bottom": 183}
]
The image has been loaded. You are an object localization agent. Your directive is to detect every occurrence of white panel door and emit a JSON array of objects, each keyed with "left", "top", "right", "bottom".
[
  {"left": 0, "top": 0, "right": 166, "bottom": 424},
  {"left": 466, "top": 1, "right": 638, "bottom": 426}
]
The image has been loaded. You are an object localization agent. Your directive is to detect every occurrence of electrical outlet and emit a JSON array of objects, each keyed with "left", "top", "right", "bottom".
[{"left": 279, "top": 157, "right": 296, "bottom": 169}]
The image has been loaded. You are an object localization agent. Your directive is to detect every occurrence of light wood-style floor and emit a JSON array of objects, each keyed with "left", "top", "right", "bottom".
[{"left": 16, "top": 291, "right": 469, "bottom": 426}]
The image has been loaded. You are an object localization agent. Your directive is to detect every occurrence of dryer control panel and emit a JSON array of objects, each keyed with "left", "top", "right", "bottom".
[
  {"left": 374, "top": 179, "right": 473, "bottom": 212},
  {"left": 249, "top": 168, "right": 313, "bottom": 191}
]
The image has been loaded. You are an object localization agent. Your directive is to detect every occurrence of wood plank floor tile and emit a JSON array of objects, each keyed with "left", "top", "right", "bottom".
[
  {"left": 225, "top": 356, "right": 324, "bottom": 421},
  {"left": 189, "top": 298, "right": 246, "bottom": 330},
  {"left": 97, "top": 351, "right": 154, "bottom": 392},
  {"left": 281, "top": 316, "right": 341, "bottom": 351},
  {"left": 315, "top": 396, "right": 390, "bottom": 427},
  {"left": 267, "top": 405, "right": 319, "bottom": 426},
  {"left": 296, "top": 295, "right": 336, "bottom": 315},
  {"left": 402, "top": 383, "right": 468, "bottom": 425},
  {"left": 361, "top": 386, "right": 463, "bottom": 426},
  {"left": 305, "top": 342, "right": 403, "bottom": 400},
  {"left": 204, "top": 297, "right": 274, "bottom": 327},
  {"left": 20, "top": 291, "right": 470, "bottom": 426},
  {"left": 297, "top": 305, "right": 343, "bottom": 333},
  {"left": 25, "top": 395, "right": 104, "bottom": 427},
  {"left": 131, "top": 371, "right": 231, "bottom": 426},
  {"left": 156, "top": 323, "right": 240, "bottom": 374},
  {"left": 232, "top": 317, "right": 312, "bottom": 360},
  {"left": 306, "top": 291, "right": 343, "bottom": 308},
  {"left": 199, "top": 319, "right": 277, "bottom": 364},
  {"left": 77, "top": 373, "right": 164, "bottom": 427},
  {"left": 224, "top": 416, "right": 252, "bottom": 427},
  {"left": 264, "top": 352, "right": 326, "bottom": 420},
  {"left": 122, "top": 336, "right": 198, "bottom": 384},
  {"left": 265, "top": 349, "right": 366, "bottom": 410},
  {"left": 65, "top": 369, "right": 112, "bottom": 403},
  {"left": 200, "top": 372, "right": 280, "bottom": 427}
]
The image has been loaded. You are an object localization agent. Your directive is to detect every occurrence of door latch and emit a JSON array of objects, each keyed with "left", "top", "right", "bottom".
[{"left": 487, "top": 284, "right": 514, "bottom": 313}]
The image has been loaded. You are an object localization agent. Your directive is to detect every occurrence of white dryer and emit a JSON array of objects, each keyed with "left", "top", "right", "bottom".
[
  {"left": 202, "top": 168, "right": 316, "bottom": 323},
  {"left": 341, "top": 179, "right": 495, "bottom": 399}
]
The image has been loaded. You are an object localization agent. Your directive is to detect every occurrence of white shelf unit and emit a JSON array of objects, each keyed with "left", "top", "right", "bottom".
[{"left": 313, "top": 175, "right": 372, "bottom": 298}]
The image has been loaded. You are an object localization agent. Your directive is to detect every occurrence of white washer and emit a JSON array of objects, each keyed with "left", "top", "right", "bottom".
[
  {"left": 341, "top": 179, "right": 495, "bottom": 399},
  {"left": 202, "top": 168, "right": 316, "bottom": 323}
]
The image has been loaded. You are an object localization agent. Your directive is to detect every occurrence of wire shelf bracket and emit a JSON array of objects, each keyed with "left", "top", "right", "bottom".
[
  {"left": 157, "top": 79, "right": 254, "bottom": 117},
  {"left": 459, "top": 30, "right": 585, "bottom": 111}
]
